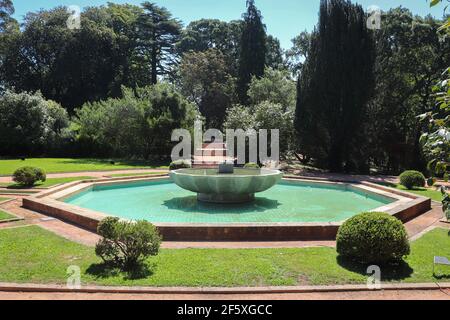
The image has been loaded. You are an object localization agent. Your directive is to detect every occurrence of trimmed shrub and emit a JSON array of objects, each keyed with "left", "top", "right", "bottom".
[
  {"left": 336, "top": 212, "right": 410, "bottom": 264},
  {"left": 244, "top": 162, "right": 260, "bottom": 169},
  {"left": 399, "top": 170, "right": 426, "bottom": 190},
  {"left": 12, "top": 167, "right": 46, "bottom": 186},
  {"left": 169, "top": 160, "right": 192, "bottom": 170},
  {"left": 427, "top": 177, "right": 436, "bottom": 187},
  {"left": 95, "top": 217, "right": 161, "bottom": 270},
  {"left": 444, "top": 173, "right": 449, "bottom": 183}
]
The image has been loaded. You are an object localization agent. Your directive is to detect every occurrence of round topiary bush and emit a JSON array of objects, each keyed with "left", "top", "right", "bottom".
[
  {"left": 244, "top": 162, "right": 260, "bottom": 169},
  {"left": 95, "top": 217, "right": 162, "bottom": 270},
  {"left": 336, "top": 212, "right": 410, "bottom": 264},
  {"left": 169, "top": 160, "right": 192, "bottom": 170},
  {"left": 12, "top": 167, "right": 46, "bottom": 186},
  {"left": 399, "top": 170, "right": 426, "bottom": 190}
]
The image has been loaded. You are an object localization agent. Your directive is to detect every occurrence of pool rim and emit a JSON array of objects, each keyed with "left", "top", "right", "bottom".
[{"left": 22, "top": 174, "right": 432, "bottom": 241}]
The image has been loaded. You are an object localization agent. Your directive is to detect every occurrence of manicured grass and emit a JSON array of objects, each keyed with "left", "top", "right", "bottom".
[
  {"left": 0, "top": 197, "right": 9, "bottom": 202},
  {"left": 377, "top": 182, "right": 444, "bottom": 202},
  {"left": 0, "top": 176, "right": 95, "bottom": 189},
  {"left": 0, "top": 226, "right": 449, "bottom": 287},
  {"left": 0, "top": 210, "right": 14, "bottom": 221},
  {"left": 109, "top": 172, "right": 168, "bottom": 178},
  {"left": 0, "top": 158, "right": 169, "bottom": 175}
]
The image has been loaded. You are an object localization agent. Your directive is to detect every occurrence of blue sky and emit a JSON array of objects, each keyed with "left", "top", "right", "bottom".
[{"left": 12, "top": 0, "right": 444, "bottom": 49}]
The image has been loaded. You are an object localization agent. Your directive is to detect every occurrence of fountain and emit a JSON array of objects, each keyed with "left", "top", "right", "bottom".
[{"left": 169, "top": 167, "right": 284, "bottom": 203}]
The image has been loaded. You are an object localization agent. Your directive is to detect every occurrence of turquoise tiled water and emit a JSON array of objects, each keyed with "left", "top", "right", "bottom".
[{"left": 64, "top": 179, "right": 394, "bottom": 223}]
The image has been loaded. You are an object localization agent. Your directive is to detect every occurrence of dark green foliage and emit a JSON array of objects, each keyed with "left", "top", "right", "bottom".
[
  {"left": 399, "top": 170, "right": 426, "bottom": 190},
  {"left": 95, "top": 217, "right": 161, "bottom": 270},
  {"left": 0, "top": 91, "right": 70, "bottom": 156},
  {"left": 336, "top": 212, "right": 410, "bottom": 264},
  {"left": 427, "top": 177, "right": 436, "bottom": 187},
  {"left": 75, "top": 84, "right": 198, "bottom": 159},
  {"left": 368, "top": 8, "right": 448, "bottom": 174},
  {"left": 265, "top": 35, "right": 285, "bottom": 70},
  {"left": 169, "top": 160, "right": 192, "bottom": 170},
  {"left": 177, "top": 19, "right": 243, "bottom": 77},
  {"left": 0, "top": 5, "right": 148, "bottom": 111},
  {"left": 0, "top": 3, "right": 182, "bottom": 111},
  {"left": 179, "top": 49, "right": 235, "bottom": 128},
  {"left": 244, "top": 162, "right": 260, "bottom": 169},
  {"left": 12, "top": 167, "right": 46, "bottom": 186},
  {"left": 295, "top": 0, "right": 375, "bottom": 173},
  {"left": 237, "top": 0, "right": 267, "bottom": 105}
]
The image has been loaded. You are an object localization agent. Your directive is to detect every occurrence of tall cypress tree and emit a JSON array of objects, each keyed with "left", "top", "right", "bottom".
[
  {"left": 237, "top": 0, "right": 267, "bottom": 105},
  {"left": 295, "top": 0, "right": 375, "bottom": 173}
]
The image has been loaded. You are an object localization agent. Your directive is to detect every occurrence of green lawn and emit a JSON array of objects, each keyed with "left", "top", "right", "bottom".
[
  {"left": 0, "top": 158, "right": 169, "bottom": 175},
  {"left": 0, "top": 226, "right": 449, "bottom": 287},
  {"left": 377, "top": 182, "right": 444, "bottom": 202},
  {"left": 108, "top": 172, "right": 168, "bottom": 178},
  {"left": 0, "top": 197, "right": 9, "bottom": 202},
  {"left": 0, "top": 210, "right": 15, "bottom": 221},
  {"left": 0, "top": 176, "right": 95, "bottom": 189}
]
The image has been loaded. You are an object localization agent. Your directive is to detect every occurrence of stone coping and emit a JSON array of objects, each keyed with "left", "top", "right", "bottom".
[
  {"left": 22, "top": 175, "right": 431, "bottom": 241},
  {"left": 0, "top": 282, "right": 449, "bottom": 294}
]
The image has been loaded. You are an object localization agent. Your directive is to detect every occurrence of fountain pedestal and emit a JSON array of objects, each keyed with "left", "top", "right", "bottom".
[
  {"left": 197, "top": 192, "right": 255, "bottom": 204},
  {"left": 170, "top": 168, "right": 283, "bottom": 204}
]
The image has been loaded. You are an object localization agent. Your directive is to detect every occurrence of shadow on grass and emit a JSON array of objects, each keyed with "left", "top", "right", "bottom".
[
  {"left": 86, "top": 261, "right": 156, "bottom": 280},
  {"left": 1, "top": 184, "right": 41, "bottom": 190},
  {"left": 337, "top": 256, "right": 414, "bottom": 281}
]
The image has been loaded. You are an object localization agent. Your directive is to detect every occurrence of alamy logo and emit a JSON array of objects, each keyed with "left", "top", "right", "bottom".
[
  {"left": 171, "top": 120, "right": 280, "bottom": 166},
  {"left": 66, "top": 5, "right": 81, "bottom": 30},
  {"left": 367, "top": 5, "right": 381, "bottom": 30}
]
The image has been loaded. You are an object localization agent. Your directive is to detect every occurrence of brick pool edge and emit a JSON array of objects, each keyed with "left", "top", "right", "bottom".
[{"left": 22, "top": 175, "right": 431, "bottom": 241}]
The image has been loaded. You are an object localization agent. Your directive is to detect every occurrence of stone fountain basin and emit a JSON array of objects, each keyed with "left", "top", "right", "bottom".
[{"left": 169, "top": 168, "right": 284, "bottom": 203}]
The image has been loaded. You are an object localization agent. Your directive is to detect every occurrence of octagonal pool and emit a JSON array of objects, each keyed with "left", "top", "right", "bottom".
[{"left": 63, "top": 178, "right": 395, "bottom": 223}]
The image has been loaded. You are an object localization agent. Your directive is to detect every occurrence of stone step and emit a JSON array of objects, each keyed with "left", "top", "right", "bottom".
[
  {"left": 195, "top": 149, "right": 227, "bottom": 156},
  {"left": 202, "top": 142, "right": 226, "bottom": 149}
]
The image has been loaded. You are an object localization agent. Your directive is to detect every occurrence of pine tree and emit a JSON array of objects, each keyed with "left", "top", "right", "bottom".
[
  {"left": 295, "top": 0, "right": 375, "bottom": 173},
  {"left": 138, "top": 2, "right": 181, "bottom": 84},
  {"left": 237, "top": 0, "right": 267, "bottom": 105}
]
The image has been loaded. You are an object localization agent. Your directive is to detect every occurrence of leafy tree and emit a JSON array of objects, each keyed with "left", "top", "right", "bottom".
[
  {"left": 177, "top": 19, "right": 242, "bottom": 76},
  {"left": 286, "top": 31, "right": 311, "bottom": 76},
  {"left": 265, "top": 35, "right": 285, "bottom": 70},
  {"left": 0, "top": 4, "right": 148, "bottom": 112},
  {"left": 0, "top": 90, "right": 69, "bottom": 156},
  {"left": 179, "top": 49, "right": 235, "bottom": 128},
  {"left": 295, "top": 0, "right": 375, "bottom": 172},
  {"left": 248, "top": 67, "right": 296, "bottom": 111},
  {"left": 75, "top": 84, "right": 198, "bottom": 159},
  {"left": 419, "top": 0, "right": 450, "bottom": 176},
  {"left": 367, "top": 8, "right": 449, "bottom": 173},
  {"left": 137, "top": 2, "right": 182, "bottom": 84},
  {"left": 237, "top": 0, "right": 267, "bottom": 105},
  {"left": 224, "top": 101, "right": 294, "bottom": 156},
  {"left": 224, "top": 67, "right": 297, "bottom": 157},
  {"left": 0, "top": 0, "right": 17, "bottom": 33}
]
